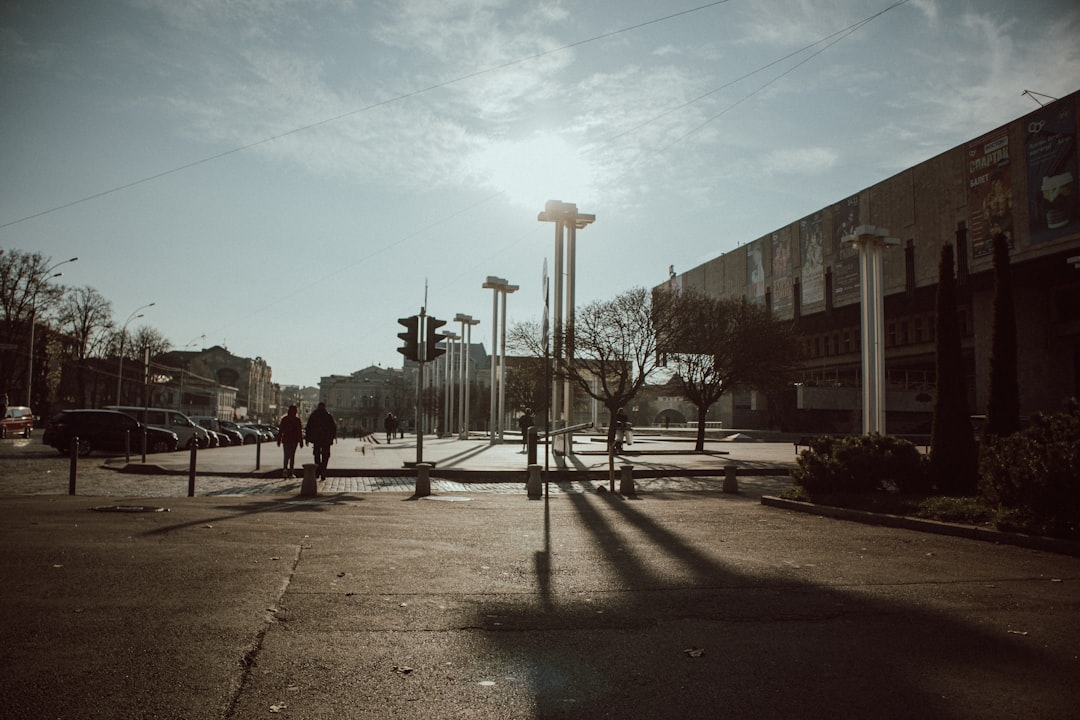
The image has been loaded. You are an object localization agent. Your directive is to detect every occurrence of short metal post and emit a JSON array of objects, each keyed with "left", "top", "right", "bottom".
[
  {"left": 527, "top": 426, "right": 538, "bottom": 465},
  {"left": 141, "top": 428, "right": 147, "bottom": 463},
  {"left": 526, "top": 463, "right": 542, "bottom": 499},
  {"left": 619, "top": 464, "right": 636, "bottom": 497},
  {"left": 415, "top": 462, "right": 431, "bottom": 498},
  {"left": 255, "top": 434, "right": 261, "bottom": 470},
  {"left": 125, "top": 430, "right": 131, "bottom": 464},
  {"left": 68, "top": 437, "right": 78, "bottom": 495},
  {"left": 300, "top": 463, "right": 318, "bottom": 497},
  {"left": 723, "top": 465, "right": 739, "bottom": 493},
  {"left": 188, "top": 441, "right": 197, "bottom": 497}
]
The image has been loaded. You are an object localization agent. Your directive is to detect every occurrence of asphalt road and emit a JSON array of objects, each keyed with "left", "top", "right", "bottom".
[{"left": 1, "top": 436, "right": 1077, "bottom": 719}]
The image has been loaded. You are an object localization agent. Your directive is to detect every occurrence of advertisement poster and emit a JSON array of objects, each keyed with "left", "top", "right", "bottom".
[
  {"left": 967, "top": 127, "right": 1013, "bottom": 258},
  {"left": 1026, "top": 101, "right": 1079, "bottom": 244},
  {"left": 746, "top": 239, "right": 766, "bottom": 304},
  {"left": 832, "top": 195, "right": 861, "bottom": 306},
  {"left": 799, "top": 212, "right": 824, "bottom": 308},
  {"left": 771, "top": 229, "right": 793, "bottom": 319}
]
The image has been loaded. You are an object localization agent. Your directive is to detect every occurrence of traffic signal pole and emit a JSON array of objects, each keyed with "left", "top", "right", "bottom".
[{"left": 398, "top": 308, "right": 448, "bottom": 468}]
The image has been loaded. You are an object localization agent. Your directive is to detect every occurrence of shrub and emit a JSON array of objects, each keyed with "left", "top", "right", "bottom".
[
  {"left": 793, "top": 434, "right": 927, "bottom": 496},
  {"left": 979, "top": 399, "right": 1080, "bottom": 538}
]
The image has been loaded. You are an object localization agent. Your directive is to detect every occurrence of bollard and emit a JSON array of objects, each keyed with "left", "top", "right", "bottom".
[
  {"left": 300, "top": 463, "right": 319, "bottom": 497},
  {"left": 188, "top": 441, "right": 197, "bottom": 497},
  {"left": 415, "top": 463, "right": 431, "bottom": 498},
  {"left": 527, "top": 426, "right": 538, "bottom": 465},
  {"left": 619, "top": 464, "right": 636, "bottom": 497},
  {"left": 723, "top": 465, "right": 739, "bottom": 493},
  {"left": 255, "top": 434, "right": 261, "bottom": 471},
  {"left": 526, "top": 463, "right": 542, "bottom": 499},
  {"left": 69, "top": 436, "right": 78, "bottom": 495}
]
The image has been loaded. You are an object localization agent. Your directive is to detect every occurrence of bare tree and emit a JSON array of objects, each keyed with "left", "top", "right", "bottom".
[
  {"left": 132, "top": 326, "right": 171, "bottom": 360},
  {"left": 569, "top": 287, "right": 676, "bottom": 480},
  {"left": 0, "top": 250, "right": 67, "bottom": 399},
  {"left": 56, "top": 287, "right": 114, "bottom": 405},
  {"left": 665, "top": 290, "right": 801, "bottom": 450}
]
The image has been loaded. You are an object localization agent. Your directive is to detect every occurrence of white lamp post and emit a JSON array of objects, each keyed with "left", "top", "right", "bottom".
[
  {"left": 482, "top": 277, "right": 515, "bottom": 444},
  {"left": 117, "top": 302, "right": 155, "bottom": 404},
  {"left": 846, "top": 226, "right": 898, "bottom": 435},
  {"left": 538, "top": 200, "right": 594, "bottom": 454},
  {"left": 454, "top": 314, "right": 478, "bottom": 439}
]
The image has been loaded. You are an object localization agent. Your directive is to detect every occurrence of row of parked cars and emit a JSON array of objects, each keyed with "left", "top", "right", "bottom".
[{"left": 40, "top": 406, "right": 281, "bottom": 457}]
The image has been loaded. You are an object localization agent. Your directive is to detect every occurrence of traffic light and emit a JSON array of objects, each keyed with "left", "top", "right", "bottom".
[
  {"left": 425, "top": 316, "right": 447, "bottom": 361},
  {"left": 397, "top": 316, "right": 419, "bottom": 361}
]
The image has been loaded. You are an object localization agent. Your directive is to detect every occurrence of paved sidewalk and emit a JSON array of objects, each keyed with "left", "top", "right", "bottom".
[{"left": 105, "top": 433, "right": 800, "bottom": 480}]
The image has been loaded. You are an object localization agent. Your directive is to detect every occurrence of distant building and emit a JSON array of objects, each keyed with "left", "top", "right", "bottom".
[
  {"left": 657, "top": 89, "right": 1080, "bottom": 433},
  {"left": 156, "top": 345, "right": 273, "bottom": 421},
  {"left": 318, "top": 365, "right": 407, "bottom": 437}
]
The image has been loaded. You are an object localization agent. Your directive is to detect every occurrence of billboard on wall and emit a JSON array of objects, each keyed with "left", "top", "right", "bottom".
[
  {"left": 832, "top": 194, "right": 861, "bottom": 305},
  {"left": 771, "top": 228, "right": 794, "bottom": 318},
  {"left": 746, "top": 239, "right": 766, "bottom": 304},
  {"left": 967, "top": 126, "right": 1014, "bottom": 258},
  {"left": 1026, "top": 100, "right": 1080, "bottom": 244},
  {"left": 799, "top": 212, "right": 824, "bottom": 308}
]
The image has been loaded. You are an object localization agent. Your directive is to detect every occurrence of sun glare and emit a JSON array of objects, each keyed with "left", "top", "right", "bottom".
[{"left": 467, "top": 133, "right": 598, "bottom": 210}]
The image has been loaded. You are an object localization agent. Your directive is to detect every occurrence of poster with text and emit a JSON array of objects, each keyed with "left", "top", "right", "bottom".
[
  {"left": 771, "top": 229, "right": 793, "bottom": 319},
  {"left": 1026, "top": 101, "right": 1079, "bottom": 244},
  {"left": 746, "top": 239, "right": 766, "bottom": 304},
  {"left": 967, "top": 127, "right": 1013, "bottom": 257},
  {"left": 832, "top": 195, "right": 861, "bottom": 306},
  {"left": 799, "top": 213, "right": 824, "bottom": 308}
]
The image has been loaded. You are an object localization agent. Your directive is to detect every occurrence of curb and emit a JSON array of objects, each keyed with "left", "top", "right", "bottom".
[{"left": 761, "top": 495, "right": 1080, "bottom": 557}]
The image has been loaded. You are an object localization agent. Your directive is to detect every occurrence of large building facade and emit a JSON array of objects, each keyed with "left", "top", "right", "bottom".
[{"left": 660, "top": 90, "right": 1080, "bottom": 433}]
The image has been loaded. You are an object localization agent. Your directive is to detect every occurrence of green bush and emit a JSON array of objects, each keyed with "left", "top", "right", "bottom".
[
  {"left": 793, "top": 434, "right": 927, "bottom": 496},
  {"left": 979, "top": 399, "right": 1080, "bottom": 538}
]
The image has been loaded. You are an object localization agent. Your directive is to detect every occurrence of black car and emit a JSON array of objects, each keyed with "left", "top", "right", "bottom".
[{"left": 42, "top": 409, "right": 179, "bottom": 457}]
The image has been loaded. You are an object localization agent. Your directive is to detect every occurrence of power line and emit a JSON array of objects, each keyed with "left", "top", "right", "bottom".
[{"left": 0, "top": 1, "right": 734, "bottom": 231}]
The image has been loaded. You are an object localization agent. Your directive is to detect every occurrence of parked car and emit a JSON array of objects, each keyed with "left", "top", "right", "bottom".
[
  {"left": 191, "top": 416, "right": 243, "bottom": 446},
  {"left": 103, "top": 406, "right": 210, "bottom": 449},
  {"left": 1, "top": 406, "right": 34, "bottom": 438},
  {"left": 42, "top": 410, "right": 179, "bottom": 457},
  {"left": 219, "top": 420, "right": 262, "bottom": 445}
]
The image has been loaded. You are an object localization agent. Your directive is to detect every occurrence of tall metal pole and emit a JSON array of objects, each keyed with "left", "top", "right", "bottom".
[
  {"left": 565, "top": 222, "right": 577, "bottom": 450},
  {"left": 462, "top": 317, "right": 478, "bottom": 439},
  {"left": 483, "top": 278, "right": 504, "bottom": 444},
  {"left": 116, "top": 302, "right": 155, "bottom": 404},
  {"left": 849, "top": 226, "right": 897, "bottom": 435},
  {"left": 552, "top": 222, "right": 564, "bottom": 436},
  {"left": 497, "top": 283, "right": 517, "bottom": 443}
]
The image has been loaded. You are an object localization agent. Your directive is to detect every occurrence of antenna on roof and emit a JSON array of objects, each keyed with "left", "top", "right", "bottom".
[{"left": 1022, "top": 90, "right": 1059, "bottom": 107}]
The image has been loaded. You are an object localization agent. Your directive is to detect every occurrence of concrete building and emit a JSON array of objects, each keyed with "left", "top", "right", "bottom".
[{"left": 657, "top": 90, "right": 1080, "bottom": 433}]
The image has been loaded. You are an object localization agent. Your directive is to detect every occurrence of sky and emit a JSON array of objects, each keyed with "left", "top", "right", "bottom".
[{"left": 2, "top": 0, "right": 1079, "bottom": 388}]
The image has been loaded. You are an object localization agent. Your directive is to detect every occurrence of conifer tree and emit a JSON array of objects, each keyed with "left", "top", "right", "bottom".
[
  {"left": 985, "top": 232, "right": 1021, "bottom": 439},
  {"left": 930, "top": 242, "right": 978, "bottom": 494}
]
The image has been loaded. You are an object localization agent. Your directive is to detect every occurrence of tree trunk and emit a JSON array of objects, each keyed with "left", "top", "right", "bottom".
[{"left": 695, "top": 403, "right": 708, "bottom": 451}]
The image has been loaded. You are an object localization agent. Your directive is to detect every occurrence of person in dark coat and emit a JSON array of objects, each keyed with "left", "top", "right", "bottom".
[
  {"left": 517, "top": 407, "right": 534, "bottom": 452},
  {"left": 384, "top": 413, "right": 397, "bottom": 444},
  {"left": 277, "top": 405, "right": 304, "bottom": 478},
  {"left": 305, "top": 402, "right": 337, "bottom": 480}
]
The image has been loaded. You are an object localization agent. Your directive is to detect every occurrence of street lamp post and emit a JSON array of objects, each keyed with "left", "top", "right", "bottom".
[
  {"left": 116, "top": 302, "right": 155, "bottom": 404},
  {"left": 443, "top": 330, "right": 459, "bottom": 437},
  {"left": 26, "top": 257, "right": 78, "bottom": 406},
  {"left": 498, "top": 282, "right": 518, "bottom": 443},
  {"left": 454, "top": 313, "right": 479, "bottom": 439},
  {"left": 482, "top": 277, "right": 516, "bottom": 444},
  {"left": 538, "top": 200, "right": 594, "bottom": 454},
  {"left": 846, "top": 226, "right": 898, "bottom": 435}
]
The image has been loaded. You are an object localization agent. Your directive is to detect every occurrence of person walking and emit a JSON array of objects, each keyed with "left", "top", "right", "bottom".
[
  {"left": 277, "top": 405, "right": 304, "bottom": 478},
  {"left": 384, "top": 412, "right": 396, "bottom": 444},
  {"left": 305, "top": 402, "right": 337, "bottom": 480},
  {"left": 517, "top": 407, "right": 534, "bottom": 453}
]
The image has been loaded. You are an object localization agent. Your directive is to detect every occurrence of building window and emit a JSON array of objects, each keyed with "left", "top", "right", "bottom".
[{"left": 887, "top": 323, "right": 896, "bottom": 347}]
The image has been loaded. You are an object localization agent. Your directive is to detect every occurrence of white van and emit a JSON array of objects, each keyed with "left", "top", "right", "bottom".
[{"left": 104, "top": 406, "right": 210, "bottom": 449}]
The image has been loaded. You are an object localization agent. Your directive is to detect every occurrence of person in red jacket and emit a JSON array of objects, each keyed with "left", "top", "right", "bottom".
[{"left": 277, "top": 405, "right": 304, "bottom": 478}]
